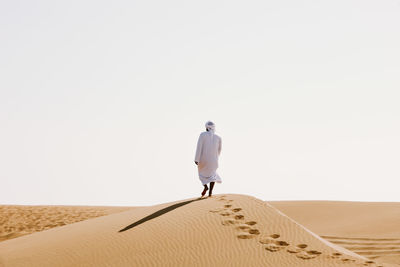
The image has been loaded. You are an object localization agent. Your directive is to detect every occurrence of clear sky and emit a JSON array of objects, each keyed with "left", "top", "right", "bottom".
[{"left": 1, "top": 0, "right": 399, "bottom": 206}]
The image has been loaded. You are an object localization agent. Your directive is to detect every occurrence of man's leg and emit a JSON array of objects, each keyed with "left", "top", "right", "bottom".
[
  {"left": 201, "top": 184, "right": 208, "bottom": 197},
  {"left": 209, "top": 182, "right": 215, "bottom": 197}
]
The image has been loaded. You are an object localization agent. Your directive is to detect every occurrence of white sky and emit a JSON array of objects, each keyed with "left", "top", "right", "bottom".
[{"left": 1, "top": 0, "right": 399, "bottom": 206}]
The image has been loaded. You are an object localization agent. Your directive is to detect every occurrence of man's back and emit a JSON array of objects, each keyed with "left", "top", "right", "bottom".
[
  {"left": 199, "top": 131, "right": 221, "bottom": 158},
  {"left": 195, "top": 121, "right": 222, "bottom": 197}
]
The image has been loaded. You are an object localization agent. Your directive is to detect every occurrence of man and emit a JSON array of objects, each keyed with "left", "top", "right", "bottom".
[{"left": 194, "top": 121, "right": 222, "bottom": 197}]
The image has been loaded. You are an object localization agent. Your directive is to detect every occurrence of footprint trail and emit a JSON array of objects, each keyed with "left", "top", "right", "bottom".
[{"left": 209, "top": 196, "right": 387, "bottom": 266}]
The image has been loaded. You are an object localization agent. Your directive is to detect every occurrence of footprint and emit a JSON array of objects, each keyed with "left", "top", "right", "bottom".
[
  {"left": 222, "top": 219, "right": 238, "bottom": 226},
  {"left": 245, "top": 221, "right": 257, "bottom": 226},
  {"left": 232, "top": 208, "right": 242, "bottom": 212},
  {"left": 307, "top": 250, "right": 321, "bottom": 255},
  {"left": 224, "top": 204, "right": 232, "bottom": 208},
  {"left": 236, "top": 228, "right": 261, "bottom": 240},
  {"left": 260, "top": 236, "right": 289, "bottom": 252},
  {"left": 259, "top": 236, "right": 283, "bottom": 244},
  {"left": 219, "top": 211, "right": 233, "bottom": 216},
  {"left": 270, "top": 234, "right": 280, "bottom": 239},
  {"left": 234, "top": 215, "right": 244, "bottom": 220},
  {"left": 259, "top": 238, "right": 272, "bottom": 245},
  {"left": 264, "top": 243, "right": 289, "bottom": 252},
  {"left": 276, "top": 240, "right": 289, "bottom": 246},
  {"left": 341, "top": 258, "right": 355, "bottom": 263},
  {"left": 296, "top": 251, "right": 314, "bottom": 260},
  {"left": 287, "top": 244, "right": 307, "bottom": 254},
  {"left": 248, "top": 229, "right": 260, "bottom": 235},
  {"left": 330, "top": 252, "right": 342, "bottom": 259},
  {"left": 209, "top": 208, "right": 224, "bottom": 213},
  {"left": 295, "top": 249, "right": 322, "bottom": 260},
  {"left": 236, "top": 224, "right": 251, "bottom": 231},
  {"left": 237, "top": 232, "right": 256, "bottom": 239},
  {"left": 264, "top": 244, "right": 281, "bottom": 252},
  {"left": 287, "top": 247, "right": 300, "bottom": 253}
]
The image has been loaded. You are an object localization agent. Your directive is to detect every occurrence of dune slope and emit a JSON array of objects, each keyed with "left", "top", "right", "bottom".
[
  {"left": 270, "top": 201, "right": 400, "bottom": 265},
  {"left": 0, "top": 195, "right": 390, "bottom": 267},
  {"left": 0, "top": 205, "right": 131, "bottom": 242}
]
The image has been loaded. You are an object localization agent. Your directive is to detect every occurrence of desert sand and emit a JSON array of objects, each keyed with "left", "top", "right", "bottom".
[
  {"left": 0, "top": 195, "right": 396, "bottom": 267},
  {"left": 0, "top": 205, "right": 131, "bottom": 242},
  {"left": 270, "top": 201, "right": 400, "bottom": 265}
]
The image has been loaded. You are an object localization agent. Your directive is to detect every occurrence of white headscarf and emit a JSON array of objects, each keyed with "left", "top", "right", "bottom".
[{"left": 205, "top": 121, "right": 215, "bottom": 132}]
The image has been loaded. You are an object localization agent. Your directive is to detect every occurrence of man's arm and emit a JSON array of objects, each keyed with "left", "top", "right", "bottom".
[
  {"left": 218, "top": 137, "right": 222, "bottom": 156},
  {"left": 194, "top": 134, "right": 203, "bottom": 164}
]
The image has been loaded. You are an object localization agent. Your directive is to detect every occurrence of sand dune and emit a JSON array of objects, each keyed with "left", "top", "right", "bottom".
[
  {"left": 0, "top": 205, "right": 131, "bottom": 242},
  {"left": 0, "top": 194, "right": 391, "bottom": 267},
  {"left": 270, "top": 201, "right": 400, "bottom": 265}
]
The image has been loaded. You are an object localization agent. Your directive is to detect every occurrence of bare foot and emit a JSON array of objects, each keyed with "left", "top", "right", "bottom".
[
  {"left": 201, "top": 185, "right": 208, "bottom": 197},
  {"left": 208, "top": 182, "right": 215, "bottom": 197}
]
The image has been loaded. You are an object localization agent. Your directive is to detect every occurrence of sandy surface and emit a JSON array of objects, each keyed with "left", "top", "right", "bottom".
[
  {"left": 270, "top": 201, "right": 400, "bottom": 265},
  {"left": 0, "top": 205, "right": 132, "bottom": 242},
  {"left": 0, "top": 195, "right": 395, "bottom": 267}
]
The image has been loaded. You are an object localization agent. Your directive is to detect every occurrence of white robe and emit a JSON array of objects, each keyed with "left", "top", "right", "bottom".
[{"left": 194, "top": 130, "right": 222, "bottom": 185}]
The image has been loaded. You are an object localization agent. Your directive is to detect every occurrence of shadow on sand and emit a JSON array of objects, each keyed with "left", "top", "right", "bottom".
[{"left": 118, "top": 197, "right": 205, "bottom": 233}]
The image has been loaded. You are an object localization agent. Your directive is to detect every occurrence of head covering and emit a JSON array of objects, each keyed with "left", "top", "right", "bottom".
[{"left": 205, "top": 121, "right": 215, "bottom": 132}]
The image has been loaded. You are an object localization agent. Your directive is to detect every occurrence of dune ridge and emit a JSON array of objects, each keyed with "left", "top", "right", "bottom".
[{"left": 270, "top": 201, "right": 400, "bottom": 266}]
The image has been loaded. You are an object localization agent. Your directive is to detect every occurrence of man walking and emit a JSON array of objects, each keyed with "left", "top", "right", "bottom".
[{"left": 195, "top": 121, "right": 222, "bottom": 197}]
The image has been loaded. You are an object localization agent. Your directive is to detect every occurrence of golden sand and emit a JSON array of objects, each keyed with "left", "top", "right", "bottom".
[
  {"left": 0, "top": 205, "right": 131, "bottom": 242},
  {"left": 271, "top": 201, "right": 400, "bottom": 265},
  {"left": 0, "top": 195, "right": 397, "bottom": 266}
]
